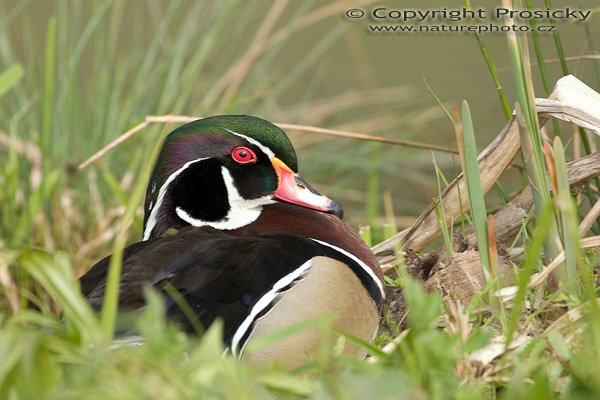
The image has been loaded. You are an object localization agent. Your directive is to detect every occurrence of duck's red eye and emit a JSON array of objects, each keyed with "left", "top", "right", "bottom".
[{"left": 231, "top": 146, "right": 257, "bottom": 164}]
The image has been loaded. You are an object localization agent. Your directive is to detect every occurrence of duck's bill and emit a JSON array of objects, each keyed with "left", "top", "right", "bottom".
[{"left": 272, "top": 157, "right": 343, "bottom": 218}]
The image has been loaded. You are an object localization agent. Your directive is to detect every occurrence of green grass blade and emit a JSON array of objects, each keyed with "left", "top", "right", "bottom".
[
  {"left": 424, "top": 78, "right": 453, "bottom": 124},
  {"left": 42, "top": 17, "right": 57, "bottom": 160},
  {"left": 99, "top": 129, "right": 164, "bottom": 339},
  {"left": 465, "top": 0, "right": 511, "bottom": 119},
  {"left": 457, "top": 101, "right": 490, "bottom": 279},
  {"left": 505, "top": 202, "right": 553, "bottom": 345},
  {"left": 505, "top": 11, "right": 561, "bottom": 263},
  {"left": 17, "top": 249, "right": 101, "bottom": 343},
  {"left": 525, "top": 0, "right": 561, "bottom": 138},
  {"left": 544, "top": 0, "right": 569, "bottom": 75},
  {"left": 0, "top": 64, "right": 23, "bottom": 98},
  {"left": 432, "top": 152, "right": 453, "bottom": 255},
  {"left": 552, "top": 138, "right": 579, "bottom": 294}
]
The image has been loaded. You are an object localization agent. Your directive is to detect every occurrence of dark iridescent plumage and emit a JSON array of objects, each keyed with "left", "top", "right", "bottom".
[{"left": 144, "top": 115, "right": 297, "bottom": 230}]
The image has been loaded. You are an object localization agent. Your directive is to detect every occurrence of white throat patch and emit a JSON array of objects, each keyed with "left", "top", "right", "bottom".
[{"left": 175, "top": 166, "right": 275, "bottom": 231}]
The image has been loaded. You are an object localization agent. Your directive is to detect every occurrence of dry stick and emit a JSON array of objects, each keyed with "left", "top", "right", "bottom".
[
  {"left": 542, "top": 298, "right": 600, "bottom": 343},
  {"left": 78, "top": 116, "right": 194, "bottom": 169},
  {"left": 276, "top": 123, "right": 458, "bottom": 153},
  {"left": 417, "top": 152, "right": 600, "bottom": 289},
  {"left": 528, "top": 55, "right": 600, "bottom": 68},
  {"left": 78, "top": 115, "right": 457, "bottom": 170},
  {"left": 366, "top": 329, "right": 410, "bottom": 364},
  {"left": 145, "top": 115, "right": 198, "bottom": 123},
  {"left": 539, "top": 75, "right": 600, "bottom": 136},
  {"left": 372, "top": 75, "right": 600, "bottom": 266},
  {"left": 434, "top": 151, "right": 600, "bottom": 256},
  {"left": 372, "top": 114, "right": 524, "bottom": 265},
  {"left": 79, "top": 120, "right": 148, "bottom": 169},
  {"left": 580, "top": 196, "right": 600, "bottom": 236},
  {"left": 528, "top": 236, "right": 600, "bottom": 289}
]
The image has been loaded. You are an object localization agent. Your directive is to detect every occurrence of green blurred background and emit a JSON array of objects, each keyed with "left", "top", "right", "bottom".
[{"left": 0, "top": 0, "right": 598, "bottom": 252}]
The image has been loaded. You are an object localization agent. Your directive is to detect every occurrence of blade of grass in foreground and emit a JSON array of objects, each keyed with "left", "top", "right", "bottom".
[
  {"left": 432, "top": 152, "right": 453, "bottom": 255},
  {"left": 506, "top": 202, "right": 553, "bottom": 345},
  {"left": 100, "top": 128, "right": 165, "bottom": 339},
  {"left": 17, "top": 249, "right": 101, "bottom": 343},
  {"left": 503, "top": 0, "right": 561, "bottom": 265},
  {"left": 454, "top": 102, "right": 490, "bottom": 280},
  {"left": 551, "top": 138, "right": 579, "bottom": 294}
]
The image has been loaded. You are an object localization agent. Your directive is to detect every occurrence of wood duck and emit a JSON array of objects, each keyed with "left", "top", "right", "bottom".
[{"left": 80, "top": 115, "right": 384, "bottom": 369}]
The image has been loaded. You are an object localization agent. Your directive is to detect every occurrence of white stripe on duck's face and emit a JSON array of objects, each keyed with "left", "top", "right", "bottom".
[
  {"left": 224, "top": 128, "right": 275, "bottom": 160},
  {"left": 144, "top": 161, "right": 276, "bottom": 239},
  {"left": 175, "top": 167, "right": 275, "bottom": 231},
  {"left": 144, "top": 157, "right": 208, "bottom": 240}
]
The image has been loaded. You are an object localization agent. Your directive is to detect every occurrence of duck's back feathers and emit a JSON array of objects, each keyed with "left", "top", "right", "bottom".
[{"left": 80, "top": 226, "right": 383, "bottom": 350}]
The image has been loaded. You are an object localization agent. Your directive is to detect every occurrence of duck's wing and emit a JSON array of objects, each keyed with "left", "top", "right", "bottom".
[
  {"left": 148, "top": 232, "right": 336, "bottom": 339},
  {"left": 80, "top": 227, "right": 232, "bottom": 309},
  {"left": 81, "top": 228, "right": 383, "bottom": 350}
]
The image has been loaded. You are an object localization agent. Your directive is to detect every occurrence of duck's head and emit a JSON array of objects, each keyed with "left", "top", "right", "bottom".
[{"left": 143, "top": 115, "right": 342, "bottom": 240}]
